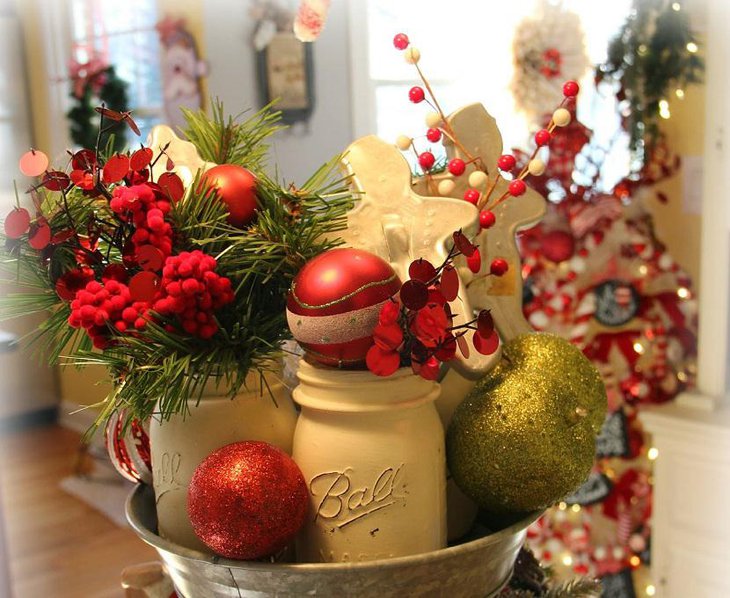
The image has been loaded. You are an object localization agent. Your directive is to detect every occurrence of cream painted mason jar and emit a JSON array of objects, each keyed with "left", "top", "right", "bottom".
[
  {"left": 150, "top": 371, "right": 298, "bottom": 552},
  {"left": 292, "top": 360, "right": 447, "bottom": 563}
]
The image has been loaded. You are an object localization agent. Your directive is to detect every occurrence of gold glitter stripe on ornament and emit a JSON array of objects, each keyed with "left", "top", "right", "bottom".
[{"left": 290, "top": 273, "right": 398, "bottom": 310}]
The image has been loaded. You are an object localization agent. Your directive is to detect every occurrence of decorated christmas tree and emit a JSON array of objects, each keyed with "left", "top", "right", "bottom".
[{"left": 514, "top": 2, "right": 702, "bottom": 595}]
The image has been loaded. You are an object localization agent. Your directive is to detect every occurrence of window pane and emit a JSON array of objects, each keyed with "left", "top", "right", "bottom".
[{"left": 70, "top": 0, "right": 163, "bottom": 144}]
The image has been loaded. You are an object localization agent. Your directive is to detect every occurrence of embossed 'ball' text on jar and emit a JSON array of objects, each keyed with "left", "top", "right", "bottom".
[{"left": 292, "top": 360, "right": 447, "bottom": 563}]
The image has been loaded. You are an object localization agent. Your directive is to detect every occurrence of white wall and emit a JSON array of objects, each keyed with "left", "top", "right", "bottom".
[{"left": 202, "top": 0, "right": 353, "bottom": 183}]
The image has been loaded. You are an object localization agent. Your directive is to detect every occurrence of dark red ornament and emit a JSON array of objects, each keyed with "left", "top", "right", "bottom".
[
  {"left": 286, "top": 248, "right": 401, "bottom": 368},
  {"left": 409, "top": 86, "right": 425, "bottom": 103},
  {"left": 200, "top": 164, "right": 258, "bottom": 227},
  {"left": 188, "top": 441, "right": 308, "bottom": 560},
  {"left": 393, "top": 33, "right": 410, "bottom": 50},
  {"left": 541, "top": 229, "right": 576, "bottom": 263}
]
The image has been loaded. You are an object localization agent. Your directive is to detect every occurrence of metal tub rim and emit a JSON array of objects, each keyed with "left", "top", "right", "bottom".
[{"left": 126, "top": 484, "right": 541, "bottom": 573}]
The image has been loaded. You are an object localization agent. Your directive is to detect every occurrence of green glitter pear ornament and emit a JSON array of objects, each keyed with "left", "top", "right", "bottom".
[{"left": 446, "top": 333, "right": 607, "bottom": 514}]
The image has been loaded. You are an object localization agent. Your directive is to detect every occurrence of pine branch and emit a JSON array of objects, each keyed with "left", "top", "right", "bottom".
[{"left": 181, "top": 99, "right": 284, "bottom": 170}]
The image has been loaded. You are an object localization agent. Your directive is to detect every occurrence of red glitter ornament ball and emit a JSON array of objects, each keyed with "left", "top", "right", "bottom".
[
  {"left": 105, "top": 410, "right": 152, "bottom": 484},
  {"left": 286, "top": 248, "right": 401, "bottom": 368},
  {"left": 188, "top": 441, "right": 308, "bottom": 560},
  {"left": 200, "top": 164, "right": 258, "bottom": 228},
  {"left": 541, "top": 229, "right": 576, "bottom": 263},
  {"left": 409, "top": 86, "right": 425, "bottom": 103}
]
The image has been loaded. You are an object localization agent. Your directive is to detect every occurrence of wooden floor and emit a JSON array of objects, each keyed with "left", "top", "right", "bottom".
[{"left": 0, "top": 425, "right": 157, "bottom": 598}]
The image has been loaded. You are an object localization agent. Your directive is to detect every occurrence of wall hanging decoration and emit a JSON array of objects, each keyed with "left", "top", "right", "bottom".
[
  {"left": 250, "top": 1, "right": 315, "bottom": 125},
  {"left": 156, "top": 17, "right": 207, "bottom": 131},
  {"left": 65, "top": 52, "right": 130, "bottom": 152},
  {"left": 511, "top": 0, "right": 589, "bottom": 127}
]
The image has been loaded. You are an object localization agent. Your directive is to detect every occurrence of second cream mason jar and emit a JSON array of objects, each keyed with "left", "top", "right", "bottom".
[{"left": 292, "top": 360, "right": 447, "bottom": 563}]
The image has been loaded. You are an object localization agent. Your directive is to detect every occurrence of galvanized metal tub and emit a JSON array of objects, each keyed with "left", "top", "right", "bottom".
[{"left": 127, "top": 484, "right": 540, "bottom": 598}]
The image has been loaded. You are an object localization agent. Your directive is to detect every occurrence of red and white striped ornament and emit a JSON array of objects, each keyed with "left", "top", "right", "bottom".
[
  {"left": 286, "top": 248, "right": 401, "bottom": 368},
  {"left": 105, "top": 410, "right": 153, "bottom": 484}
]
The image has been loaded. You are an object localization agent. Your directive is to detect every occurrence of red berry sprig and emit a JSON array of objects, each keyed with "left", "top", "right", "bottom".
[
  {"left": 110, "top": 184, "right": 174, "bottom": 261},
  {"left": 68, "top": 279, "right": 149, "bottom": 349},
  {"left": 153, "top": 250, "right": 234, "bottom": 339},
  {"left": 366, "top": 229, "right": 500, "bottom": 379}
]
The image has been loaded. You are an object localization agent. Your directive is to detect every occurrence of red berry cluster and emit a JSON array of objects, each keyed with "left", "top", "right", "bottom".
[
  {"left": 152, "top": 251, "right": 235, "bottom": 339},
  {"left": 68, "top": 279, "right": 148, "bottom": 349},
  {"left": 110, "top": 184, "right": 173, "bottom": 259}
]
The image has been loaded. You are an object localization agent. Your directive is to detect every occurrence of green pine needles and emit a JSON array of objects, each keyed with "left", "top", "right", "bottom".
[
  {"left": 0, "top": 100, "right": 354, "bottom": 431},
  {"left": 597, "top": 0, "right": 704, "bottom": 160}
]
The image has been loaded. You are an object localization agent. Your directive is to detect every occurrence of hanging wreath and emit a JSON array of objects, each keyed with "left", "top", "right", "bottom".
[{"left": 66, "top": 56, "right": 130, "bottom": 152}]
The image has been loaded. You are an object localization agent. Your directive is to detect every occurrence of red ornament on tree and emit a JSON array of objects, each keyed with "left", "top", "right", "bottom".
[
  {"left": 286, "top": 248, "right": 401, "bottom": 368},
  {"left": 541, "top": 229, "right": 576, "bottom": 263},
  {"left": 200, "top": 164, "right": 258, "bottom": 228},
  {"left": 187, "top": 441, "right": 308, "bottom": 560}
]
